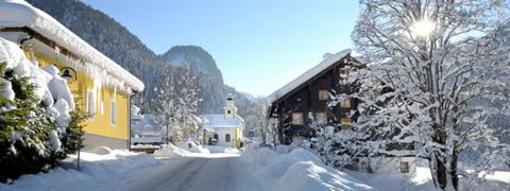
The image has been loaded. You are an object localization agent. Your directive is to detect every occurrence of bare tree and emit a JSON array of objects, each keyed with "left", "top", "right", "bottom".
[
  {"left": 173, "top": 62, "right": 203, "bottom": 142},
  {"left": 345, "top": 0, "right": 509, "bottom": 190},
  {"left": 151, "top": 66, "right": 177, "bottom": 143}
]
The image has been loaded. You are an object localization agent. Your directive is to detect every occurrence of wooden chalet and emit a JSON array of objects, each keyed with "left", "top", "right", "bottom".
[{"left": 267, "top": 49, "right": 363, "bottom": 144}]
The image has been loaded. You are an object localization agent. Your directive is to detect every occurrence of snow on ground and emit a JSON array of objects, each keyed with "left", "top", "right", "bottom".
[
  {"left": 0, "top": 147, "right": 161, "bottom": 191},
  {"left": 240, "top": 146, "right": 375, "bottom": 191},
  {"left": 2, "top": 143, "right": 506, "bottom": 191},
  {"left": 350, "top": 166, "right": 510, "bottom": 191},
  {"left": 154, "top": 142, "right": 240, "bottom": 158}
]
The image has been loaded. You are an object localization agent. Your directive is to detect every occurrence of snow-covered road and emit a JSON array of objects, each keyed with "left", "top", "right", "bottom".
[
  {"left": 2, "top": 146, "right": 378, "bottom": 191},
  {"left": 117, "top": 155, "right": 264, "bottom": 191}
]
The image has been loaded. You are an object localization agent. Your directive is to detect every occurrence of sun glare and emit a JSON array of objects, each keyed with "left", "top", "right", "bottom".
[{"left": 410, "top": 19, "right": 435, "bottom": 38}]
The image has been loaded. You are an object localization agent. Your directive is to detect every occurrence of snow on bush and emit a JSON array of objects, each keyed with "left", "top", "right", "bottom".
[{"left": 0, "top": 36, "right": 84, "bottom": 182}]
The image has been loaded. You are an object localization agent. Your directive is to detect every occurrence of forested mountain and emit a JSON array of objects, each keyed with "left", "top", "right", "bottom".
[
  {"left": 161, "top": 46, "right": 225, "bottom": 113},
  {"left": 26, "top": 0, "right": 254, "bottom": 115}
]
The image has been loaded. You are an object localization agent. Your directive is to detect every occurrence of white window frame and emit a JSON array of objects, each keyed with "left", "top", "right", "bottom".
[
  {"left": 292, "top": 112, "right": 304, "bottom": 125},
  {"left": 110, "top": 100, "right": 117, "bottom": 125},
  {"left": 86, "top": 90, "right": 95, "bottom": 117},
  {"left": 99, "top": 88, "right": 104, "bottom": 115}
]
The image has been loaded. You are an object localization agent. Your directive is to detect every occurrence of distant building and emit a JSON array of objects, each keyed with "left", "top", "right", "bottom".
[
  {"left": 0, "top": 1, "right": 144, "bottom": 150},
  {"left": 201, "top": 95, "right": 245, "bottom": 148}
]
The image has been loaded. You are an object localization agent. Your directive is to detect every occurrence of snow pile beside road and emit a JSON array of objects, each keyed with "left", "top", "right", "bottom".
[
  {"left": 273, "top": 161, "right": 375, "bottom": 191},
  {"left": 207, "top": 145, "right": 239, "bottom": 154},
  {"left": 240, "top": 146, "right": 375, "bottom": 191},
  {"left": 176, "top": 141, "right": 211, "bottom": 154},
  {"left": 154, "top": 143, "right": 241, "bottom": 158},
  {"left": 0, "top": 148, "right": 161, "bottom": 191},
  {"left": 154, "top": 143, "right": 194, "bottom": 158}
]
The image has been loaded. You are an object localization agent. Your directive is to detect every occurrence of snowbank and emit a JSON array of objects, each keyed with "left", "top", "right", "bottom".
[
  {"left": 206, "top": 145, "right": 240, "bottom": 154},
  {"left": 0, "top": 148, "right": 161, "bottom": 191},
  {"left": 273, "top": 161, "right": 374, "bottom": 191},
  {"left": 153, "top": 143, "right": 194, "bottom": 158},
  {"left": 350, "top": 166, "right": 510, "bottom": 191},
  {"left": 154, "top": 142, "right": 242, "bottom": 159},
  {"left": 240, "top": 146, "right": 375, "bottom": 191},
  {"left": 176, "top": 141, "right": 211, "bottom": 154}
]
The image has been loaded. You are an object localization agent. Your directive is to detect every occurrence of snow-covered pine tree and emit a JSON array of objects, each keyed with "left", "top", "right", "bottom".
[
  {"left": 0, "top": 38, "right": 84, "bottom": 182},
  {"left": 0, "top": 62, "right": 84, "bottom": 181},
  {"left": 342, "top": 0, "right": 509, "bottom": 190}
]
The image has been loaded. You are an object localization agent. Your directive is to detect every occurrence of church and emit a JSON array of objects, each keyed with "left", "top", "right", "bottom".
[{"left": 201, "top": 94, "right": 245, "bottom": 149}]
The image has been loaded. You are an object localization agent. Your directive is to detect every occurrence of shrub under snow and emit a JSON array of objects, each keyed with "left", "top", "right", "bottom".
[{"left": 0, "top": 37, "right": 84, "bottom": 182}]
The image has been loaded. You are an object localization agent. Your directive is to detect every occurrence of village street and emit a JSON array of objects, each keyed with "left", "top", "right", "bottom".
[{"left": 115, "top": 155, "right": 265, "bottom": 191}]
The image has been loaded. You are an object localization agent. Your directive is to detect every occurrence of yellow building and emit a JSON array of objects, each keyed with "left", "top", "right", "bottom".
[{"left": 0, "top": 1, "right": 144, "bottom": 150}]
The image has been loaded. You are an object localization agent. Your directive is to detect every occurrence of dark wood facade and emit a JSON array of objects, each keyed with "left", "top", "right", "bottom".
[{"left": 268, "top": 53, "right": 361, "bottom": 144}]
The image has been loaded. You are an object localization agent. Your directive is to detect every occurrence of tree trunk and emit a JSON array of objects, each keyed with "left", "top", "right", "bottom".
[
  {"left": 435, "top": 155, "right": 448, "bottom": 190},
  {"left": 450, "top": 148, "right": 459, "bottom": 191},
  {"left": 431, "top": 123, "right": 449, "bottom": 190}
]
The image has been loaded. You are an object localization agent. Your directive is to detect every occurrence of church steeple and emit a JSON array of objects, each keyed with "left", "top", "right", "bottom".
[{"left": 224, "top": 94, "right": 237, "bottom": 119}]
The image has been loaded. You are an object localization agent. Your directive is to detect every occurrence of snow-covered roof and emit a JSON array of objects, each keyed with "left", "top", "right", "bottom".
[
  {"left": 268, "top": 49, "right": 351, "bottom": 103},
  {"left": 201, "top": 114, "right": 244, "bottom": 128},
  {"left": 0, "top": 0, "right": 144, "bottom": 92}
]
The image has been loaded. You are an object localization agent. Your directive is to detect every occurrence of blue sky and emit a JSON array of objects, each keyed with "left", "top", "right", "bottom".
[{"left": 82, "top": 0, "right": 360, "bottom": 96}]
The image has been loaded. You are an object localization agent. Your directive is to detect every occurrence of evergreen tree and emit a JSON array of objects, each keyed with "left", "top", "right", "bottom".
[{"left": 0, "top": 60, "right": 84, "bottom": 182}]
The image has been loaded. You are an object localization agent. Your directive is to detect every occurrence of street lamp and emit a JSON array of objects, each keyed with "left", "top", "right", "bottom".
[{"left": 410, "top": 19, "right": 435, "bottom": 39}]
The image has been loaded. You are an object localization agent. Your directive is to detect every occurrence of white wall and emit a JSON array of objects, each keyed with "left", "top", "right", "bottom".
[{"left": 214, "top": 127, "right": 236, "bottom": 147}]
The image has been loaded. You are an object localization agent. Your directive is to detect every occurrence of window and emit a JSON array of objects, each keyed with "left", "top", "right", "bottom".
[
  {"left": 316, "top": 112, "right": 327, "bottom": 124},
  {"left": 99, "top": 89, "right": 104, "bottom": 115},
  {"left": 86, "top": 90, "right": 95, "bottom": 117},
  {"left": 400, "top": 161, "right": 410, "bottom": 173},
  {"left": 225, "top": 134, "right": 231, "bottom": 142},
  {"left": 110, "top": 100, "right": 117, "bottom": 125},
  {"left": 248, "top": 131, "right": 255, "bottom": 137},
  {"left": 319, "top": 90, "right": 329, "bottom": 100},
  {"left": 341, "top": 98, "right": 352, "bottom": 108},
  {"left": 341, "top": 117, "right": 352, "bottom": 128},
  {"left": 292, "top": 112, "right": 304, "bottom": 125}
]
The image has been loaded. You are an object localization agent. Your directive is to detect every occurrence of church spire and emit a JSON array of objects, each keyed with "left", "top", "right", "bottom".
[{"left": 224, "top": 94, "right": 237, "bottom": 119}]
